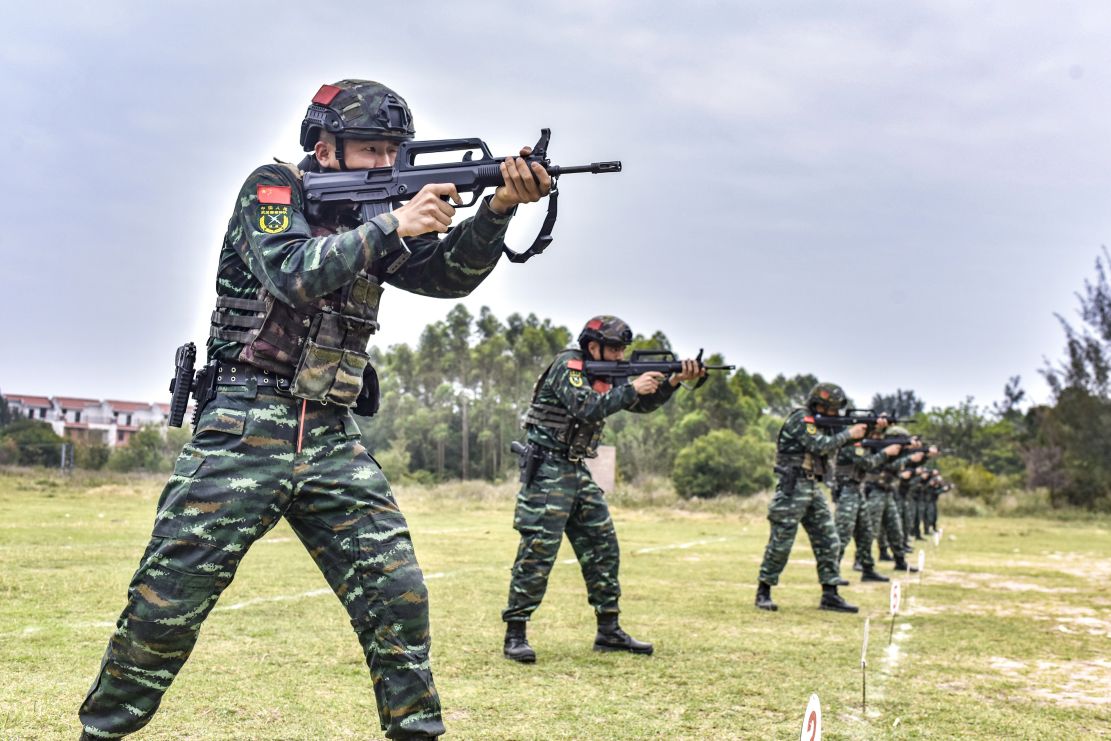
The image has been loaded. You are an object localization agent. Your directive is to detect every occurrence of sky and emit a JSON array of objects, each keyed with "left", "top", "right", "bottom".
[{"left": 3, "top": 0, "right": 1110, "bottom": 412}]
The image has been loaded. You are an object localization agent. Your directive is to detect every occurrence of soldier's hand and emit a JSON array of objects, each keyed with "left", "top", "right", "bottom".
[
  {"left": 927, "top": 445, "right": 939, "bottom": 457},
  {"left": 490, "top": 146, "right": 552, "bottom": 214},
  {"left": 911, "top": 451, "right": 925, "bottom": 463},
  {"left": 631, "top": 371, "right": 665, "bottom": 396},
  {"left": 900, "top": 470, "right": 913, "bottom": 480},
  {"left": 394, "top": 183, "right": 461, "bottom": 237},
  {"left": 670, "top": 359, "right": 705, "bottom": 386},
  {"left": 875, "top": 416, "right": 890, "bottom": 430},
  {"left": 883, "top": 443, "right": 902, "bottom": 457},
  {"left": 848, "top": 423, "right": 868, "bottom": 440}
]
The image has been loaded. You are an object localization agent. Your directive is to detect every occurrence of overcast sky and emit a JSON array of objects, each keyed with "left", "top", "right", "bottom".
[{"left": 3, "top": 0, "right": 1110, "bottom": 412}]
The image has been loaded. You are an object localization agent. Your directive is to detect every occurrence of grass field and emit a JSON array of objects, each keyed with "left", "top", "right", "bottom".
[{"left": 1, "top": 467, "right": 1109, "bottom": 739}]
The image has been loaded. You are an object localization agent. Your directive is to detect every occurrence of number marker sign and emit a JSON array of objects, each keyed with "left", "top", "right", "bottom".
[{"left": 800, "top": 693, "right": 822, "bottom": 741}]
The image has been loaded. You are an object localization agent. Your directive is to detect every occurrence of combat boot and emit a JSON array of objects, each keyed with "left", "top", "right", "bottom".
[
  {"left": 819, "top": 584, "right": 859, "bottom": 613},
  {"left": 755, "top": 582, "right": 778, "bottom": 611},
  {"left": 503, "top": 620, "right": 536, "bottom": 663},
  {"left": 594, "top": 614, "right": 653, "bottom": 655},
  {"left": 852, "top": 558, "right": 863, "bottom": 572},
  {"left": 835, "top": 576, "right": 850, "bottom": 586},
  {"left": 893, "top": 556, "right": 918, "bottom": 573},
  {"left": 878, "top": 547, "right": 893, "bottom": 562},
  {"left": 861, "top": 568, "right": 890, "bottom": 583}
]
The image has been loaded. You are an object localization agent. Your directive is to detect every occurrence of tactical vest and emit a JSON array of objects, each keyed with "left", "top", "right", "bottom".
[
  {"left": 775, "top": 408, "right": 827, "bottom": 476},
  {"left": 522, "top": 355, "right": 604, "bottom": 461},
  {"left": 208, "top": 163, "right": 382, "bottom": 407}
]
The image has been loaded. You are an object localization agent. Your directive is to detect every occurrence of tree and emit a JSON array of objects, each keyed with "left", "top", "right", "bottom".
[
  {"left": 870, "top": 389, "right": 926, "bottom": 418},
  {"left": 0, "top": 419, "right": 66, "bottom": 467},
  {"left": 1044, "top": 246, "right": 1111, "bottom": 397},
  {"left": 671, "top": 429, "right": 774, "bottom": 498}
]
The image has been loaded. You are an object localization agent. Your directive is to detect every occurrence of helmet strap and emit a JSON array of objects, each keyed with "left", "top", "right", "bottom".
[{"left": 334, "top": 136, "right": 348, "bottom": 171}]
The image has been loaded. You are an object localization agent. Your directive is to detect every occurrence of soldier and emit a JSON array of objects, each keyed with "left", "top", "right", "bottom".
[
  {"left": 501, "top": 316, "right": 703, "bottom": 662},
  {"left": 866, "top": 427, "right": 922, "bottom": 573},
  {"left": 755, "top": 382, "right": 871, "bottom": 613},
  {"left": 831, "top": 430, "right": 899, "bottom": 584},
  {"left": 79, "top": 80, "right": 552, "bottom": 740}
]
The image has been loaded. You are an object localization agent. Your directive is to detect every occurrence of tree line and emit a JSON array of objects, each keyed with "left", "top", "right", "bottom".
[{"left": 4, "top": 249, "right": 1111, "bottom": 511}]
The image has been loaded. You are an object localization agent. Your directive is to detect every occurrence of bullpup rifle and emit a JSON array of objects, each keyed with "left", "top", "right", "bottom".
[
  {"left": 302, "top": 128, "right": 620, "bottom": 271},
  {"left": 582, "top": 348, "right": 734, "bottom": 390}
]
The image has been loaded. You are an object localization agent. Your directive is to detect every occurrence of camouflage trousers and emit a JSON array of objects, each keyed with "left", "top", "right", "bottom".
[
  {"left": 906, "top": 493, "right": 923, "bottom": 538},
  {"left": 867, "top": 485, "right": 906, "bottom": 557},
  {"left": 502, "top": 455, "right": 621, "bottom": 622},
  {"left": 833, "top": 482, "right": 875, "bottom": 571},
  {"left": 925, "top": 496, "right": 939, "bottom": 532},
  {"left": 758, "top": 477, "right": 842, "bottom": 587},
  {"left": 79, "top": 385, "right": 442, "bottom": 740}
]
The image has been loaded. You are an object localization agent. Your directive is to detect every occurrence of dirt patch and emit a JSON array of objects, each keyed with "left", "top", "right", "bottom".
[
  {"left": 987, "top": 656, "right": 1111, "bottom": 708},
  {"left": 928, "top": 569, "right": 1078, "bottom": 594}
]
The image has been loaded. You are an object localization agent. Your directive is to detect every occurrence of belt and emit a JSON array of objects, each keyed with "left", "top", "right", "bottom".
[{"left": 216, "top": 362, "right": 292, "bottom": 391}]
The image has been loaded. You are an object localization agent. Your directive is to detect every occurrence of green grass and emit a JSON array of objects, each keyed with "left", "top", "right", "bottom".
[{"left": 1, "top": 467, "right": 1109, "bottom": 739}]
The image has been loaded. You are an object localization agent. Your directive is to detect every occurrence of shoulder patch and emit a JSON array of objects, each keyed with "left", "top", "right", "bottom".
[
  {"left": 258, "top": 204, "right": 291, "bottom": 234},
  {"left": 257, "top": 184, "right": 292, "bottom": 205},
  {"left": 568, "top": 370, "right": 585, "bottom": 388},
  {"left": 855, "top": 446, "right": 865, "bottom": 456},
  {"left": 806, "top": 423, "right": 818, "bottom": 435},
  {"left": 567, "top": 358, "right": 584, "bottom": 371}
]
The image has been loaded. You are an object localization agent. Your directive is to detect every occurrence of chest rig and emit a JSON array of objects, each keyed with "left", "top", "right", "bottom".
[
  {"left": 522, "top": 355, "right": 609, "bottom": 461},
  {"left": 775, "top": 409, "right": 830, "bottom": 477},
  {"left": 209, "top": 165, "right": 382, "bottom": 407}
]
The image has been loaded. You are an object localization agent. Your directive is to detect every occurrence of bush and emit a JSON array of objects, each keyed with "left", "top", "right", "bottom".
[
  {"left": 0, "top": 420, "right": 66, "bottom": 467},
  {"left": 74, "top": 440, "right": 110, "bottom": 470},
  {"left": 941, "top": 457, "right": 1021, "bottom": 507},
  {"left": 672, "top": 429, "right": 775, "bottom": 499},
  {"left": 108, "top": 426, "right": 175, "bottom": 473}
]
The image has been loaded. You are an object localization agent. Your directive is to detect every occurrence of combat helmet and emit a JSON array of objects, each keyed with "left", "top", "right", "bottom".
[
  {"left": 807, "top": 382, "right": 847, "bottom": 411},
  {"left": 578, "top": 315, "right": 633, "bottom": 351},
  {"left": 300, "top": 80, "right": 415, "bottom": 169}
]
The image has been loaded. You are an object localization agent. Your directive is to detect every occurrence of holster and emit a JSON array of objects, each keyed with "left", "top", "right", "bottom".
[
  {"left": 190, "top": 360, "right": 219, "bottom": 427},
  {"left": 512, "top": 441, "right": 544, "bottom": 487},
  {"left": 774, "top": 465, "right": 799, "bottom": 495},
  {"left": 353, "top": 364, "right": 380, "bottom": 417}
]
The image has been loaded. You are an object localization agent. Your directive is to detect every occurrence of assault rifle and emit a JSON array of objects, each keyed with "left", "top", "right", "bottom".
[
  {"left": 812, "top": 409, "right": 915, "bottom": 430},
  {"left": 860, "top": 435, "right": 915, "bottom": 450},
  {"left": 581, "top": 348, "right": 734, "bottom": 390},
  {"left": 301, "top": 128, "right": 620, "bottom": 272}
]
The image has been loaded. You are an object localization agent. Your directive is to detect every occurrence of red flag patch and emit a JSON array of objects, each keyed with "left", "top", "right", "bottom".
[
  {"left": 312, "top": 84, "right": 342, "bottom": 105},
  {"left": 567, "top": 359, "right": 584, "bottom": 371},
  {"left": 257, "top": 185, "right": 291, "bottom": 205},
  {"left": 803, "top": 416, "right": 815, "bottom": 423},
  {"left": 586, "top": 319, "right": 603, "bottom": 330},
  {"left": 592, "top": 380, "right": 612, "bottom": 393}
]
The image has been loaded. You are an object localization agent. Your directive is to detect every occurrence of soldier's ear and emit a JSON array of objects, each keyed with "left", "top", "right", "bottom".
[{"left": 314, "top": 139, "right": 333, "bottom": 167}]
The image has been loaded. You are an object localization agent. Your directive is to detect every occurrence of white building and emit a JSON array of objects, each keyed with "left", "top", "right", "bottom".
[{"left": 4, "top": 394, "right": 177, "bottom": 447}]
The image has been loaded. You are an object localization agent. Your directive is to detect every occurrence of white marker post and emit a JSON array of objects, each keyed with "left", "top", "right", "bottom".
[
  {"left": 888, "top": 580, "right": 901, "bottom": 645},
  {"left": 861, "top": 617, "right": 870, "bottom": 713},
  {"left": 917, "top": 549, "right": 926, "bottom": 585},
  {"left": 800, "top": 693, "right": 822, "bottom": 741}
]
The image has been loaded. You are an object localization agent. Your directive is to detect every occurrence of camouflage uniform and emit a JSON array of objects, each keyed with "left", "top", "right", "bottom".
[
  {"left": 80, "top": 139, "right": 517, "bottom": 737},
  {"left": 831, "top": 442, "right": 886, "bottom": 572},
  {"left": 866, "top": 453, "right": 913, "bottom": 561},
  {"left": 502, "top": 348, "right": 675, "bottom": 622},
  {"left": 757, "top": 409, "right": 854, "bottom": 587}
]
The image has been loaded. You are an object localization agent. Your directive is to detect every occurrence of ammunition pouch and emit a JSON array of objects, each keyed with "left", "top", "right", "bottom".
[{"left": 523, "top": 402, "right": 602, "bottom": 461}]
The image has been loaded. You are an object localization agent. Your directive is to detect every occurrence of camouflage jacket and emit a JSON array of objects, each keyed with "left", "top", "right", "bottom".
[
  {"left": 833, "top": 442, "right": 888, "bottom": 483},
  {"left": 207, "top": 154, "right": 515, "bottom": 363},
  {"left": 775, "top": 408, "right": 856, "bottom": 475},
  {"left": 525, "top": 348, "right": 676, "bottom": 455}
]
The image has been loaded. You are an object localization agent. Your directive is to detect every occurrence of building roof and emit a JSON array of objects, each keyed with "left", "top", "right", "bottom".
[
  {"left": 106, "top": 400, "right": 155, "bottom": 413},
  {"left": 5, "top": 394, "right": 51, "bottom": 407},
  {"left": 55, "top": 397, "right": 100, "bottom": 409}
]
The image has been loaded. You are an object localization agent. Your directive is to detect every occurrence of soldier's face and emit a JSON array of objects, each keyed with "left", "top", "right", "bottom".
[
  {"left": 316, "top": 137, "right": 399, "bottom": 170},
  {"left": 602, "top": 344, "right": 626, "bottom": 361}
]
